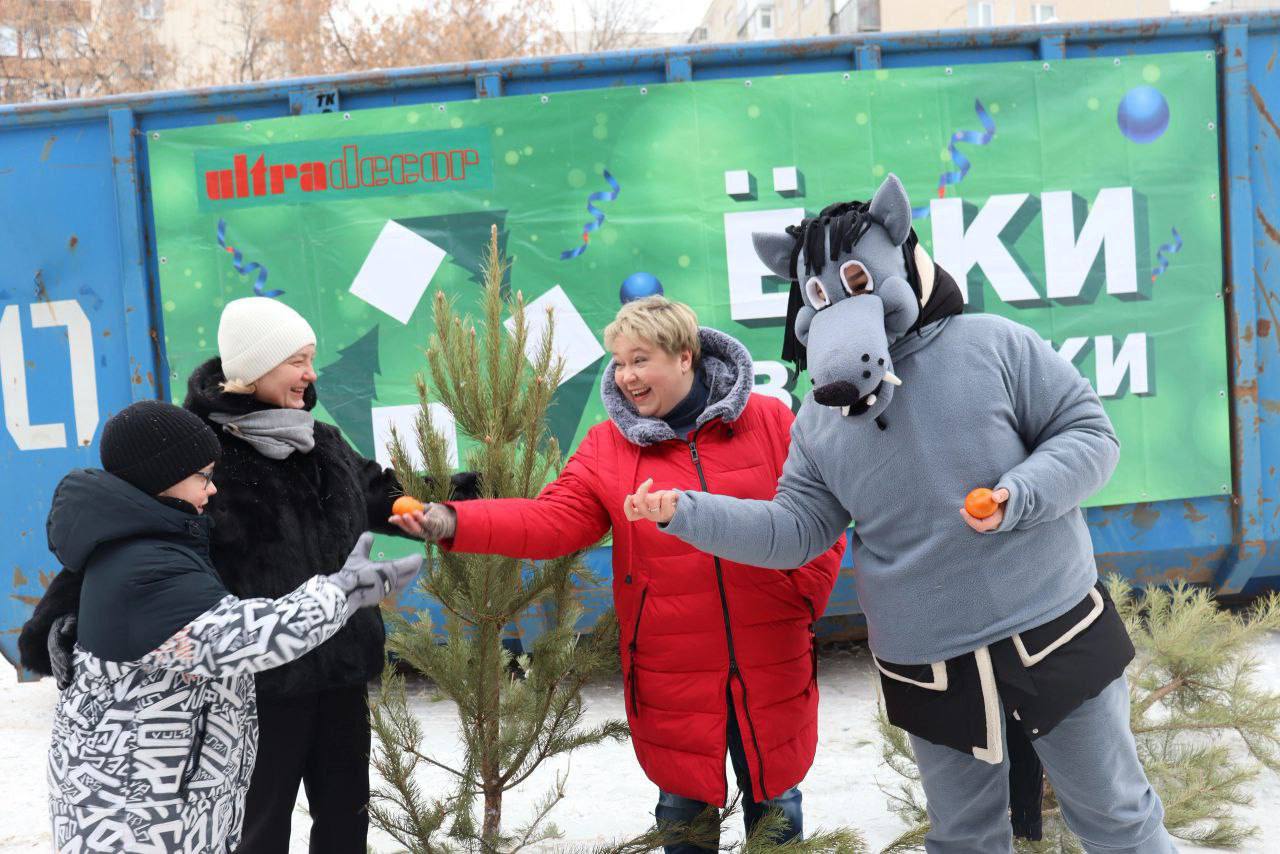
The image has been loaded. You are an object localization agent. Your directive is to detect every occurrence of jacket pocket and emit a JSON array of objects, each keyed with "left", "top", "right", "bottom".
[
  {"left": 626, "top": 589, "right": 649, "bottom": 719},
  {"left": 178, "top": 704, "right": 210, "bottom": 799},
  {"left": 1011, "top": 586, "right": 1105, "bottom": 667}
]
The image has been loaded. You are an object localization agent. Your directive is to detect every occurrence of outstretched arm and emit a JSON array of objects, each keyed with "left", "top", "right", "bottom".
[
  {"left": 628, "top": 420, "right": 852, "bottom": 569},
  {"left": 389, "top": 434, "right": 612, "bottom": 560},
  {"left": 141, "top": 534, "right": 420, "bottom": 680}
]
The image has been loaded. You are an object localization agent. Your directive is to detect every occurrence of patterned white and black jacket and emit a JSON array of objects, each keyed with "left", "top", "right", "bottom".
[{"left": 44, "top": 470, "right": 353, "bottom": 854}]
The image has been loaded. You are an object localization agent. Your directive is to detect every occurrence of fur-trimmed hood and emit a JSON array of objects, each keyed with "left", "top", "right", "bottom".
[{"left": 600, "top": 327, "right": 754, "bottom": 447}]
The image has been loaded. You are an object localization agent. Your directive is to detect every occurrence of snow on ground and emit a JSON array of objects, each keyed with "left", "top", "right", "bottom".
[{"left": 5, "top": 637, "right": 1280, "bottom": 852}]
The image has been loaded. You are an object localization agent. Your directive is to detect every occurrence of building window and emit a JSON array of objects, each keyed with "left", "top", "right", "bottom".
[
  {"left": 21, "top": 30, "right": 42, "bottom": 59},
  {"left": 139, "top": 0, "right": 165, "bottom": 21},
  {"left": 970, "top": 1, "right": 995, "bottom": 27},
  {"left": 760, "top": 7, "right": 773, "bottom": 29},
  {"left": 1032, "top": 3, "right": 1056, "bottom": 22},
  {"left": 0, "top": 27, "right": 18, "bottom": 58}
]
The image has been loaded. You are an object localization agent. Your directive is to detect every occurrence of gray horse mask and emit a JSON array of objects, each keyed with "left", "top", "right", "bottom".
[{"left": 753, "top": 173, "right": 942, "bottom": 425}]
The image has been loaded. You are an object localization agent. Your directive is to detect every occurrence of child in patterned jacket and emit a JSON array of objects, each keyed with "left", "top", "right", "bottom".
[{"left": 39, "top": 400, "right": 420, "bottom": 854}]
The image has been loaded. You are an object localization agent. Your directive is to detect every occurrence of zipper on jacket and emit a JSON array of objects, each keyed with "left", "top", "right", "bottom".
[
  {"left": 806, "top": 600, "right": 819, "bottom": 684},
  {"left": 627, "top": 588, "right": 649, "bottom": 719},
  {"left": 688, "top": 431, "right": 770, "bottom": 801},
  {"left": 178, "top": 705, "right": 210, "bottom": 798}
]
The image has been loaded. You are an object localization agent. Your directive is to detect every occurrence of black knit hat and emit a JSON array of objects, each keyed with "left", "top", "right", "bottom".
[{"left": 100, "top": 400, "right": 222, "bottom": 495}]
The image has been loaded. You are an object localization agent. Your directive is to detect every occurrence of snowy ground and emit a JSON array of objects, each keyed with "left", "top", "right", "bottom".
[{"left": 5, "top": 638, "right": 1280, "bottom": 853}]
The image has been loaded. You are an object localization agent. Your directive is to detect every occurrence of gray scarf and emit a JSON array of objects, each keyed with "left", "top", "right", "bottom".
[{"left": 209, "top": 409, "right": 316, "bottom": 459}]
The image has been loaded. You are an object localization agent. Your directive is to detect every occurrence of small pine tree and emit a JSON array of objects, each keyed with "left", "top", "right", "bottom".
[
  {"left": 369, "top": 227, "right": 868, "bottom": 852},
  {"left": 875, "top": 578, "right": 1280, "bottom": 853},
  {"left": 370, "top": 226, "right": 626, "bottom": 851}
]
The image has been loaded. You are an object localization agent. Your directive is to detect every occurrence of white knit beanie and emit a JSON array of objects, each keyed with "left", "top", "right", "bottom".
[{"left": 217, "top": 298, "right": 317, "bottom": 385}]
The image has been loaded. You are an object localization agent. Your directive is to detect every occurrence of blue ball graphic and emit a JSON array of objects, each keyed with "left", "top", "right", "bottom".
[
  {"left": 620, "top": 271, "right": 664, "bottom": 304},
  {"left": 1117, "top": 86, "right": 1170, "bottom": 144}
]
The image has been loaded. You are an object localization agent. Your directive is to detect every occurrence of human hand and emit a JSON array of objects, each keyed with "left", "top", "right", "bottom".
[
  {"left": 388, "top": 503, "right": 457, "bottom": 541},
  {"left": 623, "top": 478, "right": 680, "bottom": 525},
  {"left": 960, "top": 488, "right": 1010, "bottom": 533},
  {"left": 48, "top": 613, "right": 77, "bottom": 690},
  {"left": 331, "top": 533, "right": 423, "bottom": 611}
]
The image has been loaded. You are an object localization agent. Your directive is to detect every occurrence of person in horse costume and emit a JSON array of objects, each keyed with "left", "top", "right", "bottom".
[{"left": 624, "top": 174, "right": 1174, "bottom": 854}]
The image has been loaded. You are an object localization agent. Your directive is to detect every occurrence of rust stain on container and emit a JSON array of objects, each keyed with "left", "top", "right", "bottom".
[
  {"left": 1261, "top": 207, "right": 1280, "bottom": 245},
  {"left": 1236, "top": 378, "right": 1259, "bottom": 402},
  {"left": 1250, "top": 84, "right": 1280, "bottom": 139},
  {"left": 40, "top": 134, "right": 56, "bottom": 162},
  {"left": 33, "top": 270, "right": 50, "bottom": 304},
  {"left": 68, "top": 235, "right": 78, "bottom": 251},
  {"left": 12, "top": 567, "right": 27, "bottom": 587},
  {"left": 1183, "top": 502, "right": 1208, "bottom": 523},
  {"left": 1259, "top": 318, "right": 1272, "bottom": 338},
  {"left": 1126, "top": 503, "right": 1160, "bottom": 532}
]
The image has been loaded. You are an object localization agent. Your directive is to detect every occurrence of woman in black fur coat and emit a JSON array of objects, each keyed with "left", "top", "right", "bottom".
[{"left": 183, "top": 296, "right": 477, "bottom": 852}]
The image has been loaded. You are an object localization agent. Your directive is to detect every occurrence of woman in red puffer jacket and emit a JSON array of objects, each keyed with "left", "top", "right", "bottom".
[{"left": 391, "top": 297, "right": 844, "bottom": 848}]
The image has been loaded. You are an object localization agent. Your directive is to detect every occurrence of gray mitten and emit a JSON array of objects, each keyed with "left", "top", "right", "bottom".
[
  {"left": 48, "top": 613, "right": 77, "bottom": 691},
  {"left": 331, "top": 532, "right": 423, "bottom": 613}
]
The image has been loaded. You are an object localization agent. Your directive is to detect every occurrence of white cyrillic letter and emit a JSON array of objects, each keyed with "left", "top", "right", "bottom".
[
  {"left": 724, "top": 207, "right": 805, "bottom": 321},
  {"left": 931, "top": 194, "right": 1039, "bottom": 305},
  {"left": 1042, "top": 187, "right": 1138, "bottom": 300},
  {"left": 1095, "top": 334, "right": 1150, "bottom": 397}
]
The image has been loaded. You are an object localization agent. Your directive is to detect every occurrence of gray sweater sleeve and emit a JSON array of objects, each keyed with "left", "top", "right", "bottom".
[
  {"left": 661, "top": 416, "right": 852, "bottom": 568},
  {"left": 996, "top": 329, "right": 1120, "bottom": 531}
]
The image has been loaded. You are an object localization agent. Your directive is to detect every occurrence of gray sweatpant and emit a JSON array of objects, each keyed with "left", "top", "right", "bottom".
[{"left": 909, "top": 675, "right": 1175, "bottom": 853}]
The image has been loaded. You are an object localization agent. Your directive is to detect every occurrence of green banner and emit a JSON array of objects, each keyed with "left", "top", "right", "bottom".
[{"left": 149, "top": 51, "right": 1228, "bottom": 507}]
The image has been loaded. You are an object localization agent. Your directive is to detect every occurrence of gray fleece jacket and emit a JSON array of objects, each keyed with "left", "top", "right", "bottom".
[{"left": 662, "top": 313, "right": 1119, "bottom": 664}]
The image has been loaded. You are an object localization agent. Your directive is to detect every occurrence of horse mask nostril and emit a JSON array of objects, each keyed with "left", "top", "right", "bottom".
[{"left": 813, "top": 380, "right": 862, "bottom": 407}]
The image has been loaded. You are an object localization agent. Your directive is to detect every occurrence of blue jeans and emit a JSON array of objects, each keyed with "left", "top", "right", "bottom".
[{"left": 654, "top": 697, "right": 803, "bottom": 852}]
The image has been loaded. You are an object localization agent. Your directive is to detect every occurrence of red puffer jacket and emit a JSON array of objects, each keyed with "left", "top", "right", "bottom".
[{"left": 444, "top": 329, "right": 845, "bottom": 806}]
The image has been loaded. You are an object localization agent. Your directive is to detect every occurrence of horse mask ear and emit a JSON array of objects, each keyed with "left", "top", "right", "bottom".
[
  {"left": 869, "top": 173, "right": 913, "bottom": 247},
  {"left": 752, "top": 231, "right": 795, "bottom": 280}
]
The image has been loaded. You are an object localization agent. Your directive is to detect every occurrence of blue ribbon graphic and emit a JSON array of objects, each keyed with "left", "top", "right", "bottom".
[
  {"left": 560, "top": 170, "right": 621, "bottom": 261},
  {"left": 216, "top": 218, "right": 282, "bottom": 297},
  {"left": 911, "top": 99, "right": 997, "bottom": 220},
  {"left": 1151, "top": 227, "right": 1183, "bottom": 282}
]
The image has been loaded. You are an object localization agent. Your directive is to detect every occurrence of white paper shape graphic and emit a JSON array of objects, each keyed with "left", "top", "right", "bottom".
[
  {"left": 371, "top": 403, "right": 458, "bottom": 470},
  {"left": 724, "top": 169, "right": 752, "bottom": 198},
  {"left": 773, "top": 166, "right": 799, "bottom": 194},
  {"left": 504, "top": 285, "right": 605, "bottom": 386},
  {"left": 349, "top": 221, "right": 447, "bottom": 324}
]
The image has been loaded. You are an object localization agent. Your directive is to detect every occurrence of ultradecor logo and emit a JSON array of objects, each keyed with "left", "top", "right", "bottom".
[{"left": 193, "top": 129, "right": 493, "bottom": 211}]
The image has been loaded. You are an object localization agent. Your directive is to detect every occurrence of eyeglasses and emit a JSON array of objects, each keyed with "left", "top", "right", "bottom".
[{"left": 193, "top": 469, "right": 215, "bottom": 488}]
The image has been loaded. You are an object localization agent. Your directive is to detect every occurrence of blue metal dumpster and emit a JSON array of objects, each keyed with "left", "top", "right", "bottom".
[{"left": 3, "top": 11, "right": 1278, "bottom": 675}]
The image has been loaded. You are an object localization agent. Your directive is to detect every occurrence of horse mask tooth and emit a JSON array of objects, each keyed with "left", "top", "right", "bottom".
[{"left": 752, "top": 172, "right": 965, "bottom": 426}]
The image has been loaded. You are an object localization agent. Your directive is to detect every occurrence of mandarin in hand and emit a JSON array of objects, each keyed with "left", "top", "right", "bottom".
[
  {"left": 392, "top": 496, "right": 426, "bottom": 516},
  {"left": 964, "top": 488, "right": 999, "bottom": 520}
]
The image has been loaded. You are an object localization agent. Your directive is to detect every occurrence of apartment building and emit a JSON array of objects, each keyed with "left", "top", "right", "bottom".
[{"left": 689, "top": 0, "right": 1178, "bottom": 43}]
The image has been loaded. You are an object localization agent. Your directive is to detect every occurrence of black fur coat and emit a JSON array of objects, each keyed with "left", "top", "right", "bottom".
[{"left": 184, "top": 357, "right": 402, "bottom": 698}]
